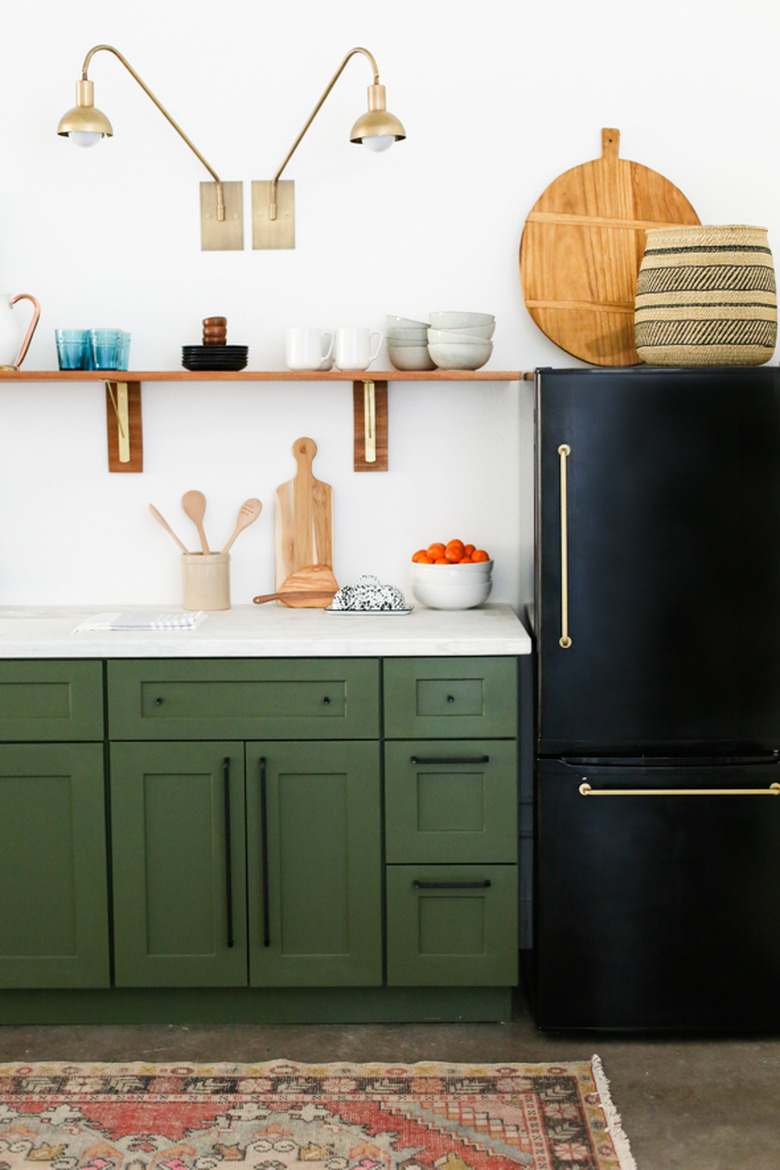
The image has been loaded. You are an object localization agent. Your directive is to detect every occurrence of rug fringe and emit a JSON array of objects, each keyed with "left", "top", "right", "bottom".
[{"left": 591, "top": 1054, "right": 638, "bottom": 1170}]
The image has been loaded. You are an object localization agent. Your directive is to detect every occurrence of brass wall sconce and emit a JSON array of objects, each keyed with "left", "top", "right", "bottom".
[
  {"left": 57, "top": 44, "right": 243, "bottom": 251},
  {"left": 252, "top": 46, "right": 406, "bottom": 250}
]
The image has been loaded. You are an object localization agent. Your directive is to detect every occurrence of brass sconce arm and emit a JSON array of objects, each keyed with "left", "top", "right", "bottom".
[
  {"left": 60, "top": 44, "right": 225, "bottom": 221},
  {"left": 81, "top": 45, "right": 225, "bottom": 220},
  {"left": 253, "top": 45, "right": 406, "bottom": 248},
  {"left": 270, "top": 46, "right": 385, "bottom": 221}
]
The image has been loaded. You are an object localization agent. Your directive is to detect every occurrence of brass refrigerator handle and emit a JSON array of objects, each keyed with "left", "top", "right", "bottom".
[
  {"left": 558, "top": 443, "right": 572, "bottom": 648},
  {"left": 579, "top": 781, "right": 780, "bottom": 797}
]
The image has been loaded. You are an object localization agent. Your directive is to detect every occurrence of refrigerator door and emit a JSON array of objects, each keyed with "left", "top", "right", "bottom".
[
  {"left": 535, "top": 756, "right": 780, "bottom": 1031},
  {"left": 535, "top": 366, "right": 780, "bottom": 755}
]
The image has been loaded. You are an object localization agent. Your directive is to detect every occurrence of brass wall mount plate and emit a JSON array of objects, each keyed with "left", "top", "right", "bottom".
[{"left": 252, "top": 180, "right": 295, "bottom": 250}]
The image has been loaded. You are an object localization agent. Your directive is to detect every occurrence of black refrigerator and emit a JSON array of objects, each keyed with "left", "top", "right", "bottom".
[{"left": 533, "top": 365, "right": 780, "bottom": 1032}]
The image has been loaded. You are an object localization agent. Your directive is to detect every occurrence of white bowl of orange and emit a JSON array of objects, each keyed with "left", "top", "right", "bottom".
[{"left": 410, "top": 540, "right": 493, "bottom": 608}]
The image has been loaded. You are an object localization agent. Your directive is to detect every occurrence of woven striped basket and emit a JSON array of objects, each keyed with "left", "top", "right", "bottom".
[{"left": 634, "top": 224, "right": 777, "bottom": 365}]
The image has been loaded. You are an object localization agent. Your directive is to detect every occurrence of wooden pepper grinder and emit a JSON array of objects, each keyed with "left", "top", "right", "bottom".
[{"left": 203, "top": 316, "right": 227, "bottom": 346}]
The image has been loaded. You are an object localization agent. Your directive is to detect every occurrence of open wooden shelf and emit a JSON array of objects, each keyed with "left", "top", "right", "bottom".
[{"left": 0, "top": 369, "right": 530, "bottom": 472}]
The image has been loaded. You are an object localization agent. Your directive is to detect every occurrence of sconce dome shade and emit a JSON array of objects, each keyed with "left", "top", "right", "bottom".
[
  {"left": 349, "top": 108, "right": 406, "bottom": 146},
  {"left": 57, "top": 103, "right": 114, "bottom": 139}
]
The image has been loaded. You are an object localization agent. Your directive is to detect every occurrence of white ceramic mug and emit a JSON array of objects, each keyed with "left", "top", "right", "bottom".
[
  {"left": 286, "top": 327, "right": 334, "bottom": 371},
  {"left": 334, "top": 327, "right": 383, "bottom": 371}
]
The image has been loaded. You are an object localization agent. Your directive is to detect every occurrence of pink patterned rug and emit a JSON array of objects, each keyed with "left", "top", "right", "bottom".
[{"left": 0, "top": 1059, "right": 635, "bottom": 1170}]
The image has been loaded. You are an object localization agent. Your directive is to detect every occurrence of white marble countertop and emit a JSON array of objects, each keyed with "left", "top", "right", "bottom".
[{"left": 0, "top": 602, "right": 532, "bottom": 658}]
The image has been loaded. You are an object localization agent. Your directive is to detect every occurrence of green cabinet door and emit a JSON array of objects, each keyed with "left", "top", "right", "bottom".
[
  {"left": 386, "top": 864, "right": 518, "bottom": 986},
  {"left": 246, "top": 741, "right": 382, "bottom": 986},
  {"left": 0, "top": 744, "right": 110, "bottom": 988},
  {"left": 110, "top": 742, "right": 248, "bottom": 987}
]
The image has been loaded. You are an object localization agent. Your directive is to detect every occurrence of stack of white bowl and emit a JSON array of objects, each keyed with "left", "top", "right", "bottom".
[
  {"left": 427, "top": 311, "right": 495, "bottom": 370},
  {"left": 410, "top": 559, "right": 494, "bottom": 610},
  {"left": 386, "top": 316, "right": 435, "bottom": 371}
]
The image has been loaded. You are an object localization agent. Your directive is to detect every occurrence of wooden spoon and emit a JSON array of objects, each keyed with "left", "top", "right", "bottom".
[
  {"left": 253, "top": 564, "right": 338, "bottom": 608},
  {"left": 149, "top": 503, "right": 189, "bottom": 554},
  {"left": 221, "top": 498, "right": 263, "bottom": 554},
  {"left": 252, "top": 590, "right": 338, "bottom": 606},
  {"left": 181, "top": 489, "right": 210, "bottom": 554}
]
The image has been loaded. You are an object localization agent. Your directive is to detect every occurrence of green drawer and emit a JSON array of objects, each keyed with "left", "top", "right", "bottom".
[
  {"left": 386, "top": 864, "right": 518, "bottom": 986},
  {"left": 385, "top": 740, "right": 518, "bottom": 863},
  {"left": 107, "top": 658, "right": 379, "bottom": 740},
  {"left": 0, "top": 660, "right": 104, "bottom": 741},
  {"left": 383, "top": 657, "right": 518, "bottom": 739}
]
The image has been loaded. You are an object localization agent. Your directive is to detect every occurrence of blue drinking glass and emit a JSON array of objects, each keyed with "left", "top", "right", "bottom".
[
  {"left": 116, "top": 332, "right": 131, "bottom": 370},
  {"left": 90, "top": 328, "right": 120, "bottom": 370},
  {"left": 55, "top": 329, "right": 90, "bottom": 369}
]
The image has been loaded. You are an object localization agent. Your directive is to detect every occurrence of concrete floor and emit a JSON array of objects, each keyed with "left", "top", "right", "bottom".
[{"left": 0, "top": 983, "right": 778, "bottom": 1170}]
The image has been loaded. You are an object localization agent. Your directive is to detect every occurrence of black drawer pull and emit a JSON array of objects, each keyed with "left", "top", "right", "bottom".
[
  {"left": 410, "top": 755, "right": 490, "bottom": 765},
  {"left": 447, "top": 695, "right": 455, "bottom": 703},
  {"left": 223, "top": 757, "right": 234, "bottom": 949},
  {"left": 259, "top": 755, "right": 270, "bottom": 948},
  {"left": 413, "top": 880, "right": 492, "bottom": 890},
  {"left": 154, "top": 697, "right": 164, "bottom": 706},
  {"left": 322, "top": 696, "right": 331, "bottom": 705}
]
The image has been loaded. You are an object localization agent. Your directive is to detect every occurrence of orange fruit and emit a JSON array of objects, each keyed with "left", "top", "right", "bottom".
[
  {"left": 412, "top": 551, "right": 433, "bottom": 563},
  {"left": 464, "top": 544, "right": 476, "bottom": 558},
  {"left": 459, "top": 555, "right": 473, "bottom": 563},
  {"left": 472, "top": 549, "right": 490, "bottom": 562},
  {"left": 427, "top": 542, "right": 446, "bottom": 560},
  {"left": 434, "top": 557, "right": 449, "bottom": 564}
]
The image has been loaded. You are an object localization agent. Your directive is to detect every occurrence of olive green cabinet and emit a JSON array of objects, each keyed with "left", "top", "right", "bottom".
[
  {"left": 0, "top": 661, "right": 109, "bottom": 989},
  {"left": 0, "top": 653, "right": 520, "bottom": 1011},
  {"left": 110, "top": 739, "right": 381, "bottom": 988},
  {"left": 245, "top": 742, "right": 382, "bottom": 987},
  {"left": 106, "top": 659, "right": 382, "bottom": 989},
  {"left": 109, "top": 741, "right": 248, "bottom": 987},
  {"left": 383, "top": 658, "right": 519, "bottom": 986}
]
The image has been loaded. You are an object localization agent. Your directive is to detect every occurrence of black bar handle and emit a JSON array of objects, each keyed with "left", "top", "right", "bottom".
[
  {"left": 410, "top": 755, "right": 490, "bottom": 765},
  {"left": 223, "top": 757, "right": 234, "bottom": 949},
  {"left": 413, "top": 880, "right": 492, "bottom": 890},
  {"left": 259, "top": 755, "right": 271, "bottom": 947}
]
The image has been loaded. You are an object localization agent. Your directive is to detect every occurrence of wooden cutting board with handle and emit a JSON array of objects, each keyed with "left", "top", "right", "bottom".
[
  {"left": 274, "top": 437, "right": 334, "bottom": 590},
  {"left": 519, "top": 128, "right": 700, "bottom": 365}
]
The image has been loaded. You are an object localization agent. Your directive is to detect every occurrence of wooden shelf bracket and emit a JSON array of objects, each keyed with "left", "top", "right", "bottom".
[
  {"left": 105, "top": 380, "right": 143, "bottom": 472},
  {"left": 0, "top": 370, "right": 527, "bottom": 474},
  {"left": 353, "top": 379, "right": 388, "bottom": 471}
]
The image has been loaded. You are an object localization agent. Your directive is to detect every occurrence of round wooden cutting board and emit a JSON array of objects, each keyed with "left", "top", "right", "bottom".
[{"left": 519, "top": 129, "right": 700, "bottom": 365}]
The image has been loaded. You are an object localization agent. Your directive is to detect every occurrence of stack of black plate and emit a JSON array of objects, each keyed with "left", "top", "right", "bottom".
[{"left": 182, "top": 345, "right": 248, "bottom": 371}]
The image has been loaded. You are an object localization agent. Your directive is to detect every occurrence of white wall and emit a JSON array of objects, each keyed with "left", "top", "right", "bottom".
[{"left": 1, "top": 0, "right": 776, "bottom": 608}]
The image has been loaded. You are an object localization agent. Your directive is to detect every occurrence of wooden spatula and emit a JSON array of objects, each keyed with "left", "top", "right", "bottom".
[{"left": 253, "top": 564, "right": 338, "bottom": 608}]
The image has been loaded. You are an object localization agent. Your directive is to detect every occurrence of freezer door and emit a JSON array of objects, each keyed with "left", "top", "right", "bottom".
[
  {"left": 535, "top": 366, "right": 780, "bottom": 754},
  {"left": 535, "top": 756, "right": 780, "bottom": 1031}
]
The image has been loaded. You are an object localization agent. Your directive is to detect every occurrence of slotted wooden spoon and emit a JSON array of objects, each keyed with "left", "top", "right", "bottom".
[{"left": 222, "top": 498, "right": 263, "bottom": 554}]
